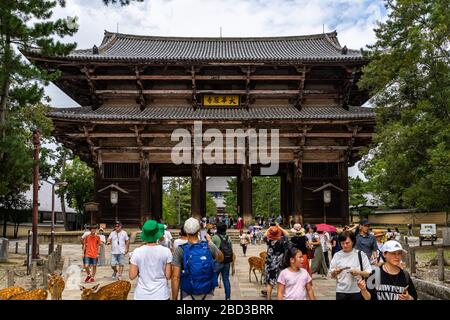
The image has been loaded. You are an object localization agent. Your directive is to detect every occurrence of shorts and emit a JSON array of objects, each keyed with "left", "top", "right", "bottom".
[
  {"left": 83, "top": 257, "right": 98, "bottom": 266},
  {"left": 111, "top": 254, "right": 125, "bottom": 266}
]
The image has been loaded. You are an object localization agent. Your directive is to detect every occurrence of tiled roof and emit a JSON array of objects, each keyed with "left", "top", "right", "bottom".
[
  {"left": 57, "top": 31, "right": 363, "bottom": 62},
  {"left": 49, "top": 106, "right": 375, "bottom": 121}
]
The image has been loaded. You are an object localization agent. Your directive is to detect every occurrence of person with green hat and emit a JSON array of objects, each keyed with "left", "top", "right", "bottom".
[{"left": 129, "top": 220, "right": 173, "bottom": 300}]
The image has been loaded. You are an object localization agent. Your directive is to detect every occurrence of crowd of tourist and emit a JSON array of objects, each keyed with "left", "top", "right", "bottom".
[{"left": 79, "top": 217, "right": 417, "bottom": 301}]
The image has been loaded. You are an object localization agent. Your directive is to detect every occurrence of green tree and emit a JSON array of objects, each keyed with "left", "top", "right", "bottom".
[
  {"left": 223, "top": 176, "right": 281, "bottom": 218},
  {"left": 206, "top": 193, "right": 217, "bottom": 218},
  {"left": 359, "top": 0, "right": 450, "bottom": 225},
  {"left": 0, "top": 0, "right": 77, "bottom": 198},
  {"left": 224, "top": 177, "right": 238, "bottom": 216},
  {"left": 349, "top": 176, "right": 373, "bottom": 221},
  {"left": 0, "top": 192, "right": 31, "bottom": 238},
  {"left": 58, "top": 157, "right": 94, "bottom": 228},
  {"left": 163, "top": 177, "right": 191, "bottom": 226}
]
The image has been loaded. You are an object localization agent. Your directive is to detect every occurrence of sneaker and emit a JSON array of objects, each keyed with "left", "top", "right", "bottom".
[
  {"left": 84, "top": 276, "right": 91, "bottom": 283},
  {"left": 112, "top": 272, "right": 117, "bottom": 279},
  {"left": 89, "top": 277, "right": 95, "bottom": 282}
]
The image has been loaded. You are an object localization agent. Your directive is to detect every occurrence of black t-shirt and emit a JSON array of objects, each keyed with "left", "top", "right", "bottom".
[
  {"left": 369, "top": 266, "right": 418, "bottom": 300},
  {"left": 290, "top": 236, "right": 307, "bottom": 255}
]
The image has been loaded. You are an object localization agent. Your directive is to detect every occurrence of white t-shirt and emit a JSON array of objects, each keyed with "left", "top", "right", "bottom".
[
  {"left": 81, "top": 231, "right": 90, "bottom": 240},
  {"left": 99, "top": 234, "right": 106, "bottom": 244},
  {"left": 162, "top": 230, "right": 173, "bottom": 248},
  {"left": 329, "top": 249, "right": 372, "bottom": 293},
  {"left": 173, "top": 239, "right": 188, "bottom": 250},
  {"left": 130, "top": 245, "right": 172, "bottom": 300},
  {"left": 108, "top": 230, "right": 129, "bottom": 254}
]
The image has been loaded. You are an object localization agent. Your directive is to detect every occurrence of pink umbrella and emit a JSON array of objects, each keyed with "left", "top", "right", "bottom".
[{"left": 316, "top": 224, "right": 337, "bottom": 233}]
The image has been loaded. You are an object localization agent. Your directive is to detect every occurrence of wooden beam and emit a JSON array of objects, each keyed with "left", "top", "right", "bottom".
[
  {"left": 134, "top": 66, "right": 146, "bottom": 110},
  {"left": 294, "top": 65, "right": 306, "bottom": 110},
  {"left": 65, "top": 132, "right": 373, "bottom": 138},
  {"left": 341, "top": 67, "right": 357, "bottom": 110},
  {"left": 94, "top": 89, "right": 336, "bottom": 96},
  {"left": 60, "top": 74, "right": 308, "bottom": 81},
  {"left": 80, "top": 66, "right": 102, "bottom": 109},
  {"left": 83, "top": 125, "right": 98, "bottom": 166}
]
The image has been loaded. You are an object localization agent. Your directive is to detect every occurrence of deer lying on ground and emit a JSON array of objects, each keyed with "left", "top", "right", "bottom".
[
  {"left": 0, "top": 286, "right": 26, "bottom": 300},
  {"left": 48, "top": 273, "right": 65, "bottom": 300},
  {"left": 80, "top": 280, "right": 131, "bottom": 300},
  {"left": 218, "top": 252, "right": 236, "bottom": 288},
  {"left": 248, "top": 256, "right": 265, "bottom": 284},
  {"left": 9, "top": 289, "right": 48, "bottom": 300}
]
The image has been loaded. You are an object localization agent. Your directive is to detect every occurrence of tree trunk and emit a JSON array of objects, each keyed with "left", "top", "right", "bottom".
[
  {"left": 60, "top": 150, "right": 68, "bottom": 230},
  {"left": 0, "top": 21, "right": 11, "bottom": 161}
]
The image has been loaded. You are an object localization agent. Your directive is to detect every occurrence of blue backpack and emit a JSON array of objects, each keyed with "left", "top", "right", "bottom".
[{"left": 180, "top": 241, "right": 217, "bottom": 298}]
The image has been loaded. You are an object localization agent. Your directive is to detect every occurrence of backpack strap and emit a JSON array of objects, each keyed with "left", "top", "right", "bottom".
[{"left": 358, "top": 250, "right": 363, "bottom": 271}]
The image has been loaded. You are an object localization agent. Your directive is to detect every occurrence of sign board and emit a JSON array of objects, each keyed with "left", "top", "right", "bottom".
[
  {"left": 420, "top": 224, "right": 436, "bottom": 236},
  {"left": 84, "top": 202, "right": 99, "bottom": 211},
  {"left": 202, "top": 95, "right": 240, "bottom": 107}
]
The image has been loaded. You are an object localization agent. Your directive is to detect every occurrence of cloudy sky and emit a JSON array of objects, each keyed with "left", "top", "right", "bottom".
[{"left": 45, "top": 0, "right": 388, "bottom": 177}]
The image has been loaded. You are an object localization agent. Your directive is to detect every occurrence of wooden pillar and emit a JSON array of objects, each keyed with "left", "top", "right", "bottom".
[
  {"left": 150, "top": 166, "right": 162, "bottom": 222},
  {"left": 292, "top": 159, "right": 303, "bottom": 225},
  {"left": 241, "top": 164, "right": 253, "bottom": 227},
  {"left": 139, "top": 156, "right": 150, "bottom": 227},
  {"left": 200, "top": 171, "right": 206, "bottom": 218},
  {"left": 286, "top": 163, "right": 294, "bottom": 225},
  {"left": 280, "top": 172, "right": 287, "bottom": 222},
  {"left": 237, "top": 174, "right": 242, "bottom": 217},
  {"left": 191, "top": 164, "right": 203, "bottom": 219},
  {"left": 339, "top": 161, "right": 349, "bottom": 226}
]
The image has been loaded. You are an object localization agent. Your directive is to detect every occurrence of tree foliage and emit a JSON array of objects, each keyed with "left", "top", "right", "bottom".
[
  {"left": 162, "top": 177, "right": 218, "bottom": 225},
  {"left": 223, "top": 176, "right": 280, "bottom": 218},
  {"left": 58, "top": 157, "right": 94, "bottom": 217},
  {"left": 359, "top": 0, "right": 450, "bottom": 215},
  {"left": 0, "top": 0, "right": 77, "bottom": 199}
]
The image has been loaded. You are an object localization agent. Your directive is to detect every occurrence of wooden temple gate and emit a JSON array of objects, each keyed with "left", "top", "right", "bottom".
[{"left": 26, "top": 31, "right": 375, "bottom": 227}]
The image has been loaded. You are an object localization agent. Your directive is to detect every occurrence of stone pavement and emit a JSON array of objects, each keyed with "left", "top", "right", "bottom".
[{"left": 60, "top": 242, "right": 336, "bottom": 300}]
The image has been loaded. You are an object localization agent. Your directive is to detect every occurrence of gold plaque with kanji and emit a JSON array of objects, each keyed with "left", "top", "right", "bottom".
[{"left": 202, "top": 95, "right": 240, "bottom": 107}]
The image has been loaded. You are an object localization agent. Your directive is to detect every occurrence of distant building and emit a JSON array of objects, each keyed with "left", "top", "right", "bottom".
[
  {"left": 206, "top": 177, "right": 231, "bottom": 215},
  {"left": 23, "top": 182, "right": 76, "bottom": 227}
]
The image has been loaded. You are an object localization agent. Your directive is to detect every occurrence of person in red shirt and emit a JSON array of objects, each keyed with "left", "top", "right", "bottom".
[{"left": 83, "top": 225, "right": 101, "bottom": 283}]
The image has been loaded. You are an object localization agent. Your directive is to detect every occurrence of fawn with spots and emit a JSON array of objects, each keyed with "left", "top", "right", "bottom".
[
  {"left": 9, "top": 289, "right": 48, "bottom": 300},
  {"left": 248, "top": 256, "right": 265, "bottom": 284},
  {"left": 80, "top": 280, "right": 131, "bottom": 300},
  {"left": 48, "top": 273, "right": 65, "bottom": 300},
  {"left": 0, "top": 286, "right": 26, "bottom": 300},
  {"left": 259, "top": 251, "right": 267, "bottom": 261}
]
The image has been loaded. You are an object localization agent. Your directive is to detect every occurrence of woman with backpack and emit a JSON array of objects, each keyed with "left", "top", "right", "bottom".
[
  {"left": 212, "top": 222, "right": 234, "bottom": 300},
  {"left": 290, "top": 224, "right": 310, "bottom": 275}
]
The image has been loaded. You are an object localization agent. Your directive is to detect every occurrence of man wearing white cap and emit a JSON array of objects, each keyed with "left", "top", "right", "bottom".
[
  {"left": 361, "top": 240, "right": 417, "bottom": 300},
  {"left": 171, "top": 217, "right": 224, "bottom": 300}
]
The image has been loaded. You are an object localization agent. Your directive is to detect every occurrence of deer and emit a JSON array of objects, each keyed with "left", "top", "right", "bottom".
[
  {"left": 48, "top": 273, "right": 65, "bottom": 300},
  {"left": 9, "top": 289, "right": 48, "bottom": 300},
  {"left": 0, "top": 286, "right": 26, "bottom": 300},
  {"left": 259, "top": 251, "right": 267, "bottom": 261},
  {"left": 80, "top": 280, "right": 131, "bottom": 300},
  {"left": 218, "top": 252, "right": 236, "bottom": 288},
  {"left": 248, "top": 256, "right": 265, "bottom": 284}
]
